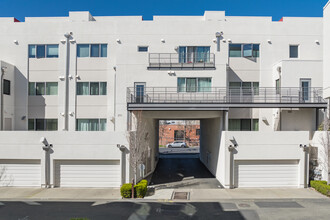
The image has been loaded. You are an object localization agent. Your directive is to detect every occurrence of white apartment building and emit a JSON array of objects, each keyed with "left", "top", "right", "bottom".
[{"left": 0, "top": 2, "right": 329, "bottom": 189}]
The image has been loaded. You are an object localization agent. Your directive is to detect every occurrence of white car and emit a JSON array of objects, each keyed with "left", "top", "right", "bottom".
[{"left": 166, "top": 141, "right": 188, "bottom": 148}]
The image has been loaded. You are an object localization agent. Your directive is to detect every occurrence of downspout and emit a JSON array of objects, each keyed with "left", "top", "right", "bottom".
[
  {"left": 63, "top": 33, "right": 72, "bottom": 130},
  {"left": 0, "top": 67, "right": 4, "bottom": 130},
  {"left": 114, "top": 66, "right": 116, "bottom": 131}
]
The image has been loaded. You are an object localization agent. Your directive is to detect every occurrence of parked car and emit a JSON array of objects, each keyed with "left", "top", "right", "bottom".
[{"left": 166, "top": 141, "right": 188, "bottom": 148}]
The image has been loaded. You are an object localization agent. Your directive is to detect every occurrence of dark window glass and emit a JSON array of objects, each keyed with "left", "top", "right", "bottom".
[
  {"left": 138, "top": 46, "right": 148, "bottom": 52},
  {"left": 196, "top": 129, "right": 200, "bottom": 136},
  {"left": 101, "top": 44, "right": 107, "bottom": 57},
  {"left": 3, "top": 80, "right": 10, "bottom": 95},
  {"left": 36, "top": 82, "right": 45, "bottom": 95},
  {"left": 290, "top": 45, "right": 299, "bottom": 58},
  {"left": 90, "top": 82, "right": 99, "bottom": 95},
  {"left": 174, "top": 130, "right": 184, "bottom": 141},
  {"left": 253, "top": 44, "right": 260, "bottom": 57},
  {"left": 29, "top": 45, "right": 36, "bottom": 58},
  {"left": 91, "top": 44, "right": 100, "bottom": 57},
  {"left": 229, "top": 44, "right": 242, "bottom": 57},
  {"left": 35, "top": 119, "right": 45, "bottom": 131},
  {"left": 241, "top": 119, "right": 251, "bottom": 131},
  {"left": 28, "top": 119, "right": 35, "bottom": 131},
  {"left": 36, "top": 45, "right": 46, "bottom": 58}
]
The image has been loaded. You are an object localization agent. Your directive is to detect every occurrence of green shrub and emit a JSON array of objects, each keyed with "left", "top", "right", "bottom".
[
  {"left": 310, "top": 180, "right": 330, "bottom": 197},
  {"left": 121, "top": 183, "right": 133, "bottom": 198},
  {"left": 134, "top": 179, "right": 148, "bottom": 198}
]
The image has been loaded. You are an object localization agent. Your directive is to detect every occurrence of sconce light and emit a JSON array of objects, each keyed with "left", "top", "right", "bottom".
[
  {"left": 75, "top": 75, "right": 80, "bottom": 79},
  {"left": 60, "top": 112, "right": 65, "bottom": 116},
  {"left": 213, "top": 39, "right": 217, "bottom": 43},
  {"left": 315, "top": 40, "right": 320, "bottom": 45},
  {"left": 161, "top": 39, "right": 165, "bottom": 43},
  {"left": 13, "top": 40, "right": 18, "bottom": 44},
  {"left": 60, "top": 39, "right": 66, "bottom": 44},
  {"left": 21, "top": 116, "right": 26, "bottom": 120},
  {"left": 58, "top": 76, "right": 65, "bottom": 80},
  {"left": 267, "top": 39, "right": 272, "bottom": 44},
  {"left": 262, "top": 117, "right": 269, "bottom": 125},
  {"left": 222, "top": 39, "right": 226, "bottom": 43},
  {"left": 227, "top": 39, "right": 232, "bottom": 43},
  {"left": 69, "top": 112, "right": 74, "bottom": 116},
  {"left": 69, "top": 39, "right": 76, "bottom": 43},
  {"left": 116, "top": 39, "right": 121, "bottom": 44}
]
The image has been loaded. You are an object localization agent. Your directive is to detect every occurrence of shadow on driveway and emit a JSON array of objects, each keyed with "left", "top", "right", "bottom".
[{"left": 149, "top": 154, "right": 223, "bottom": 189}]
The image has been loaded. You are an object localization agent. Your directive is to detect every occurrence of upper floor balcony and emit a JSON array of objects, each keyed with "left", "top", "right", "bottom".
[
  {"left": 148, "top": 52, "right": 216, "bottom": 70},
  {"left": 127, "top": 87, "right": 327, "bottom": 110}
]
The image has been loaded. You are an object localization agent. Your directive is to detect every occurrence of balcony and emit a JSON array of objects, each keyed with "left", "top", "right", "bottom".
[
  {"left": 148, "top": 53, "right": 216, "bottom": 70},
  {"left": 127, "top": 87, "right": 327, "bottom": 110}
]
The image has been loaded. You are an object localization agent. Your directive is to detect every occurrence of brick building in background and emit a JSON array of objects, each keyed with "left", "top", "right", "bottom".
[{"left": 159, "top": 120, "right": 200, "bottom": 147}]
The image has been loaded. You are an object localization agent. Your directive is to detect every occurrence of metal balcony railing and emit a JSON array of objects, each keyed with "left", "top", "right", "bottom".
[
  {"left": 148, "top": 53, "right": 215, "bottom": 69},
  {"left": 127, "top": 87, "right": 326, "bottom": 105}
]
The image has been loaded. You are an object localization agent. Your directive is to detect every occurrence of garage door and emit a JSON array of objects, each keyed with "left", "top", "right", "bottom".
[
  {"left": 234, "top": 160, "right": 299, "bottom": 188},
  {"left": 0, "top": 159, "right": 41, "bottom": 187},
  {"left": 54, "top": 160, "right": 121, "bottom": 187}
]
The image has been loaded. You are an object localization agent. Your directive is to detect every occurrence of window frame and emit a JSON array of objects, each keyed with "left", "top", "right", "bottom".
[
  {"left": 29, "top": 82, "right": 58, "bottom": 96},
  {"left": 76, "top": 82, "right": 107, "bottom": 96},
  {"left": 289, "top": 45, "right": 299, "bottom": 59},
  {"left": 28, "top": 118, "right": 58, "bottom": 131},
  {"left": 228, "top": 118, "right": 259, "bottom": 131},
  {"left": 229, "top": 44, "right": 260, "bottom": 58},
  {"left": 76, "top": 118, "right": 107, "bottom": 131},
  {"left": 3, "top": 79, "right": 10, "bottom": 95},
  {"left": 138, "top": 46, "right": 148, "bottom": 52},
  {"left": 177, "top": 77, "right": 212, "bottom": 93},
  {"left": 28, "top": 44, "right": 59, "bottom": 59},
  {"left": 77, "top": 44, "right": 108, "bottom": 58}
]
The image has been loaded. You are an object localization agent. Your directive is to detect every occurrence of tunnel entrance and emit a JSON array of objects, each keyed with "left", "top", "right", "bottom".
[{"left": 148, "top": 119, "right": 222, "bottom": 189}]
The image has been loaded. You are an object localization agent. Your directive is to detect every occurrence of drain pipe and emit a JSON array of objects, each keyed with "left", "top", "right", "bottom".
[
  {"left": 63, "top": 32, "right": 72, "bottom": 130},
  {"left": 0, "top": 67, "right": 6, "bottom": 131}
]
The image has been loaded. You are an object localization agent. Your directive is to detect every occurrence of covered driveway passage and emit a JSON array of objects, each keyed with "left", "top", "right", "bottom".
[{"left": 149, "top": 154, "right": 222, "bottom": 189}]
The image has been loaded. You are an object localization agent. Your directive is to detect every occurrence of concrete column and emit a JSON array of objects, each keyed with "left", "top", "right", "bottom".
[
  {"left": 228, "top": 145, "right": 236, "bottom": 189},
  {"left": 223, "top": 110, "right": 228, "bottom": 131}
]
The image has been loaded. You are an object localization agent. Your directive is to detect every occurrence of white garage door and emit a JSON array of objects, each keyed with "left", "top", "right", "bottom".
[
  {"left": 54, "top": 160, "right": 121, "bottom": 187},
  {"left": 0, "top": 159, "right": 41, "bottom": 187},
  {"left": 234, "top": 160, "right": 299, "bottom": 188}
]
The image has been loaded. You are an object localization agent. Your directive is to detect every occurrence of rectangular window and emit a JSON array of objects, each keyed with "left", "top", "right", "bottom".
[
  {"left": 276, "top": 79, "right": 280, "bottom": 94},
  {"left": 229, "top": 44, "right": 260, "bottom": 58},
  {"left": 36, "top": 45, "right": 46, "bottom": 58},
  {"left": 29, "top": 44, "right": 58, "bottom": 58},
  {"left": 77, "top": 82, "right": 89, "bottom": 95},
  {"left": 77, "top": 44, "right": 108, "bottom": 57},
  {"left": 90, "top": 82, "right": 99, "bottom": 95},
  {"left": 91, "top": 44, "right": 100, "bottom": 57},
  {"left": 29, "top": 119, "right": 57, "bottom": 131},
  {"left": 178, "top": 46, "right": 210, "bottom": 63},
  {"left": 229, "top": 82, "right": 259, "bottom": 95},
  {"left": 229, "top": 119, "right": 258, "bottom": 131},
  {"left": 29, "top": 82, "right": 36, "bottom": 95},
  {"left": 174, "top": 130, "right": 184, "bottom": 141},
  {"left": 100, "top": 82, "right": 107, "bottom": 95},
  {"left": 138, "top": 46, "right": 148, "bottom": 52},
  {"left": 196, "top": 129, "right": 200, "bottom": 136},
  {"left": 46, "top": 82, "right": 58, "bottom": 95},
  {"left": 76, "top": 119, "right": 106, "bottom": 131},
  {"left": 77, "top": 44, "right": 90, "bottom": 57},
  {"left": 77, "top": 82, "right": 107, "bottom": 95},
  {"left": 28, "top": 119, "right": 35, "bottom": 131},
  {"left": 3, "top": 79, "right": 10, "bottom": 95},
  {"left": 229, "top": 44, "right": 242, "bottom": 57},
  {"left": 101, "top": 44, "right": 107, "bottom": 57},
  {"left": 36, "top": 82, "right": 45, "bottom": 95},
  {"left": 29, "top": 45, "right": 36, "bottom": 58},
  {"left": 290, "top": 45, "right": 299, "bottom": 58},
  {"left": 177, "top": 78, "right": 211, "bottom": 93},
  {"left": 46, "top": 45, "right": 59, "bottom": 58}
]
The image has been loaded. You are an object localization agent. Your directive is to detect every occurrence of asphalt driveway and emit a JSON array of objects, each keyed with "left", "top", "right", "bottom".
[{"left": 149, "top": 154, "right": 222, "bottom": 189}]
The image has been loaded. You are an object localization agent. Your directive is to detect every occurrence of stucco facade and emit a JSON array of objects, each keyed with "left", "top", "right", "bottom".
[{"left": 0, "top": 3, "right": 329, "bottom": 188}]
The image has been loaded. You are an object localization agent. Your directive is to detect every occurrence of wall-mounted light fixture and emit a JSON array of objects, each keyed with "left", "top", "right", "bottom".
[
  {"left": 262, "top": 117, "right": 269, "bottom": 125},
  {"left": 315, "top": 40, "right": 320, "bottom": 45},
  {"left": 161, "top": 39, "right": 165, "bottom": 43},
  {"left": 58, "top": 76, "right": 65, "bottom": 80},
  {"left": 116, "top": 39, "right": 121, "bottom": 44},
  {"left": 69, "top": 112, "right": 74, "bottom": 116},
  {"left": 227, "top": 39, "right": 232, "bottom": 43},
  {"left": 69, "top": 39, "right": 76, "bottom": 44},
  {"left": 13, "top": 40, "right": 18, "bottom": 45},
  {"left": 60, "top": 39, "right": 66, "bottom": 44},
  {"left": 267, "top": 39, "right": 272, "bottom": 44},
  {"left": 60, "top": 112, "right": 65, "bottom": 116}
]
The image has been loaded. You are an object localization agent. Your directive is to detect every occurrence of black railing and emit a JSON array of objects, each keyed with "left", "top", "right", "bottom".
[
  {"left": 148, "top": 53, "right": 215, "bottom": 69},
  {"left": 127, "top": 87, "right": 326, "bottom": 104}
]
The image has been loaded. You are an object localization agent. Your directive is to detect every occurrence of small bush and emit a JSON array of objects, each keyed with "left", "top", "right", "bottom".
[
  {"left": 121, "top": 183, "right": 133, "bottom": 198},
  {"left": 310, "top": 180, "right": 330, "bottom": 197},
  {"left": 135, "top": 179, "right": 148, "bottom": 198}
]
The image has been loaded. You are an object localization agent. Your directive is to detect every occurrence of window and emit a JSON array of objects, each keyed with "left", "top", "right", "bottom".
[
  {"left": 229, "top": 82, "right": 259, "bottom": 95},
  {"left": 28, "top": 45, "right": 58, "bottom": 58},
  {"left": 28, "top": 119, "right": 58, "bottom": 131},
  {"left": 29, "top": 82, "right": 58, "bottom": 96},
  {"left": 3, "top": 79, "right": 10, "bottom": 95},
  {"left": 178, "top": 46, "right": 210, "bottom": 63},
  {"left": 177, "top": 78, "right": 211, "bottom": 92},
  {"left": 276, "top": 79, "right": 280, "bottom": 94},
  {"left": 76, "top": 119, "right": 107, "bottom": 131},
  {"left": 138, "top": 46, "right": 148, "bottom": 52},
  {"left": 229, "top": 44, "right": 260, "bottom": 58},
  {"left": 76, "top": 82, "right": 107, "bottom": 96},
  {"left": 77, "top": 44, "right": 107, "bottom": 57},
  {"left": 174, "top": 130, "right": 184, "bottom": 141},
  {"left": 229, "top": 119, "right": 259, "bottom": 131},
  {"left": 196, "top": 129, "right": 200, "bottom": 136},
  {"left": 290, "top": 45, "right": 299, "bottom": 58}
]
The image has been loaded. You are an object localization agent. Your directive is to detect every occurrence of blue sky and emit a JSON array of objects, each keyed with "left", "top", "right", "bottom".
[{"left": 1, "top": 0, "right": 328, "bottom": 21}]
